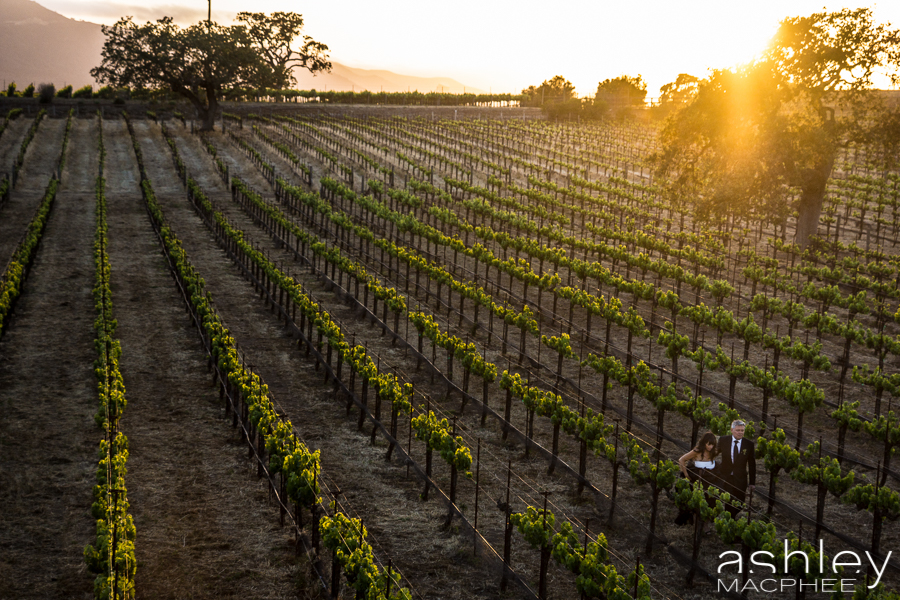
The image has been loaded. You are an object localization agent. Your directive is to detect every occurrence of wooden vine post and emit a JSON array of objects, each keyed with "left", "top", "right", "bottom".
[
  {"left": 538, "top": 491, "right": 552, "bottom": 600},
  {"left": 501, "top": 461, "right": 512, "bottom": 592},
  {"left": 609, "top": 424, "right": 620, "bottom": 525}
]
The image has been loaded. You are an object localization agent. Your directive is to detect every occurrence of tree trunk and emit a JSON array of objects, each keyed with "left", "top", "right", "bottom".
[
  {"left": 194, "top": 85, "right": 219, "bottom": 132},
  {"left": 794, "top": 154, "right": 835, "bottom": 247}
]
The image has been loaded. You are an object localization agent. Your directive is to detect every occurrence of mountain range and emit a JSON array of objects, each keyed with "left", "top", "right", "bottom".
[
  {"left": 292, "top": 63, "right": 482, "bottom": 95},
  {"left": 0, "top": 0, "right": 481, "bottom": 94}
]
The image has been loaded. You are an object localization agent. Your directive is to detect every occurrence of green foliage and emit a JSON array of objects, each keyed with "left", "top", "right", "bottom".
[
  {"left": 715, "top": 510, "right": 839, "bottom": 584},
  {"left": 673, "top": 478, "right": 728, "bottom": 522},
  {"left": 0, "top": 108, "right": 23, "bottom": 139},
  {"left": 408, "top": 311, "right": 496, "bottom": 382},
  {"left": 792, "top": 442, "right": 855, "bottom": 496},
  {"left": 320, "top": 512, "right": 412, "bottom": 600},
  {"left": 863, "top": 410, "right": 900, "bottom": 448},
  {"left": 621, "top": 433, "right": 679, "bottom": 489},
  {"left": 282, "top": 444, "right": 321, "bottom": 507},
  {"left": 285, "top": 175, "right": 538, "bottom": 352},
  {"left": 854, "top": 583, "right": 900, "bottom": 600},
  {"left": 500, "top": 370, "right": 616, "bottom": 460},
  {"left": 542, "top": 332, "right": 576, "bottom": 358},
  {"left": 123, "top": 118, "right": 355, "bottom": 589},
  {"left": 73, "top": 85, "right": 93, "bottom": 99},
  {"left": 56, "top": 84, "right": 73, "bottom": 98},
  {"left": 512, "top": 507, "right": 652, "bottom": 599},
  {"left": 853, "top": 367, "right": 900, "bottom": 399},
  {"left": 511, "top": 505, "right": 555, "bottom": 547},
  {"left": 0, "top": 175, "right": 57, "bottom": 339},
  {"left": 224, "top": 177, "right": 415, "bottom": 425},
  {"left": 756, "top": 428, "right": 801, "bottom": 474},
  {"left": 411, "top": 411, "right": 472, "bottom": 474},
  {"left": 831, "top": 400, "right": 863, "bottom": 431},
  {"left": 714, "top": 511, "right": 777, "bottom": 549},
  {"left": 844, "top": 483, "right": 900, "bottom": 518},
  {"left": 14, "top": 109, "right": 46, "bottom": 169},
  {"left": 86, "top": 116, "right": 137, "bottom": 598}
]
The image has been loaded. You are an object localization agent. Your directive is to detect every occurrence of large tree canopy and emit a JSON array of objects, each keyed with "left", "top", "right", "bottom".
[
  {"left": 235, "top": 12, "right": 331, "bottom": 90},
  {"left": 91, "top": 13, "right": 331, "bottom": 130},
  {"left": 652, "top": 8, "right": 900, "bottom": 246},
  {"left": 92, "top": 18, "right": 258, "bottom": 130}
]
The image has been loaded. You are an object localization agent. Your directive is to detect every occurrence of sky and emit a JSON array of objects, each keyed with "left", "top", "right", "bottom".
[{"left": 37, "top": 0, "right": 900, "bottom": 98}]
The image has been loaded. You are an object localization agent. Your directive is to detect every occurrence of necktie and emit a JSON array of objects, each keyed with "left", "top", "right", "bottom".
[{"left": 733, "top": 440, "right": 738, "bottom": 463}]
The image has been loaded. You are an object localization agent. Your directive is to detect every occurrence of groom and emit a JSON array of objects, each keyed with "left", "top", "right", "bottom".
[{"left": 717, "top": 420, "right": 756, "bottom": 516}]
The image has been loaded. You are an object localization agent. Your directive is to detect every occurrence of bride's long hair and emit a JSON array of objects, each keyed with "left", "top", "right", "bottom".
[{"left": 692, "top": 432, "right": 719, "bottom": 459}]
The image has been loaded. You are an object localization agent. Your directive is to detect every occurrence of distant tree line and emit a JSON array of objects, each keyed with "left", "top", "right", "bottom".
[
  {"left": 222, "top": 89, "right": 526, "bottom": 106},
  {"left": 520, "top": 74, "right": 649, "bottom": 120},
  {"left": 3, "top": 83, "right": 528, "bottom": 108},
  {"left": 1, "top": 82, "right": 139, "bottom": 103}
]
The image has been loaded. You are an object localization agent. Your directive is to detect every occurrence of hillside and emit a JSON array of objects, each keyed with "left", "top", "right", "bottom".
[
  {"left": 291, "top": 62, "right": 483, "bottom": 94},
  {"left": 0, "top": 0, "right": 481, "bottom": 94},
  {"left": 0, "top": 0, "right": 105, "bottom": 89}
]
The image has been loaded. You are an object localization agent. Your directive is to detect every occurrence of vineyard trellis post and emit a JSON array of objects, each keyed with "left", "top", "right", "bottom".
[
  {"left": 501, "top": 460, "right": 512, "bottom": 592},
  {"left": 474, "top": 439, "right": 481, "bottom": 556},
  {"left": 538, "top": 491, "right": 551, "bottom": 600},
  {"left": 609, "top": 423, "right": 620, "bottom": 525}
]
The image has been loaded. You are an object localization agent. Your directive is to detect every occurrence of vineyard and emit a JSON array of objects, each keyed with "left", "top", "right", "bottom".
[{"left": 1, "top": 101, "right": 899, "bottom": 600}]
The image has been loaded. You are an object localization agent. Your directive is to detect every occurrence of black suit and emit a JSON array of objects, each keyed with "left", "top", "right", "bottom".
[{"left": 717, "top": 435, "right": 756, "bottom": 513}]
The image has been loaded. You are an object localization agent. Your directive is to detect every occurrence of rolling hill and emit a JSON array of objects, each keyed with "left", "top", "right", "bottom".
[{"left": 0, "top": 0, "right": 105, "bottom": 89}]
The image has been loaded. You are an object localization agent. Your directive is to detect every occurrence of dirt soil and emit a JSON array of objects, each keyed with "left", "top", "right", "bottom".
[
  {"left": 0, "top": 116, "right": 64, "bottom": 266},
  {"left": 0, "top": 116, "right": 30, "bottom": 176},
  {"left": 0, "top": 117, "right": 99, "bottom": 600}
]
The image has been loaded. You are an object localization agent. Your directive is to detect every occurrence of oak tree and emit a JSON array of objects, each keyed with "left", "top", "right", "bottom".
[
  {"left": 92, "top": 13, "right": 331, "bottom": 130},
  {"left": 652, "top": 8, "right": 900, "bottom": 246},
  {"left": 236, "top": 12, "right": 331, "bottom": 90},
  {"left": 92, "top": 17, "right": 260, "bottom": 130},
  {"left": 595, "top": 75, "right": 647, "bottom": 113}
]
